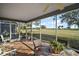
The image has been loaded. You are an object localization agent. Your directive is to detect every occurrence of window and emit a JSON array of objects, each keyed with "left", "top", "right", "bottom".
[{"left": 1, "top": 23, "right": 10, "bottom": 38}]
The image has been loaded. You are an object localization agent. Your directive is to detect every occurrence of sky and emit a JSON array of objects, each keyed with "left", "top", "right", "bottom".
[
  {"left": 40, "top": 16, "right": 68, "bottom": 28},
  {"left": 32, "top": 15, "right": 78, "bottom": 28}
]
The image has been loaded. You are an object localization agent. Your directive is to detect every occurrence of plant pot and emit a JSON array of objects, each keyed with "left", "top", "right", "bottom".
[{"left": 53, "top": 49, "right": 61, "bottom": 54}]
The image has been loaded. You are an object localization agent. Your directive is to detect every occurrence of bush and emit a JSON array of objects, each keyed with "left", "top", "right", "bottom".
[{"left": 49, "top": 40, "right": 65, "bottom": 54}]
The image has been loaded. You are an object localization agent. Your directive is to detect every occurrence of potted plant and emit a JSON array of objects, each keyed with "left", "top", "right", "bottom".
[{"left": 49, "top": 40, "right": 64, "bottom": 54}]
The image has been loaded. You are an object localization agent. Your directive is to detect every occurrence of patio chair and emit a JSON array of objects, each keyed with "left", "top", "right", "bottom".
[
  {"left": 0, "top": 49, "right": 16, "bottom": 56},
  {"left": 0, "top": 35, "right": 10, "bottom": 43},
  {"left": 34, "top": 45, "right": 52, "bottom": 56},
  {"left": 33, "top": 40, "right": 52, "bottom": 56}
]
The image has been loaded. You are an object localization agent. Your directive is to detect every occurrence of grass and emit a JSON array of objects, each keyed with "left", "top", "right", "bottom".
[{"left": 32, "top": 29, "right": 79, "bottom": 40}]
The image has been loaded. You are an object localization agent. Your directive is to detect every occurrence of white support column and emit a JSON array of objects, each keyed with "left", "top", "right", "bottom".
[
  {"left": 26, "top": 23, "right": 27, "bottom": 39},
  {"left": 40, "top": 20, "right": 42, "bottom": 44},
  {"left": 10, "top": 23, "right": 12, "bottom": 39},
  {"left": 18, "top": 23, "right": 21, "bottom": 40},
  {"left": 55, "top": 15, "right": 58, "bottom": 41},
  {"left": 31, "top": 22, "right": 33, "bottom": 41},
  {"left": 0, "top": 22, "right": 1, "bottom": 33}
]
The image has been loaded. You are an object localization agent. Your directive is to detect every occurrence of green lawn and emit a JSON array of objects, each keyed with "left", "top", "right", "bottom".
[{"left": 32, "top": 29, "right": 79, "bottom": 40}]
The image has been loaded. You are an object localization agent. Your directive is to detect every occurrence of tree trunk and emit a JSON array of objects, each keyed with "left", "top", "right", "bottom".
[{"left": 77, "top": 25, "right": 79, "bottom": 29}]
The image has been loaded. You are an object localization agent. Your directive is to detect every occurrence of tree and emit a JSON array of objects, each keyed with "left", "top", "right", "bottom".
[
  {"left": 16, "top": 23, "right": 27, "bottom": 39},
  {"left": 16, "top": 23, "right": 27, "bottom": 34},
  {"left": 33, "top": 20, "right": 40, "bottom": 26},
  {"left": 41, "top": 25, "right": 46, "bottom": 29},
  {"left": 58, "top": 25, "right": 63, "bottom": 29},
  {"left": 60, "top": 9, "right": 79, "bottom": 28}
]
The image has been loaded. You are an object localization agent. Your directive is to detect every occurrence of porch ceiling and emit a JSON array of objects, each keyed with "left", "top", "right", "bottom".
[{"left": 0, "top": 3, "right": 79, "bottom": 22}]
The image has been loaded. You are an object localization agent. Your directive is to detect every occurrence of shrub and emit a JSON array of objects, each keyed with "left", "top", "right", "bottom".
[{"left": 49, "top": 40, "right": 65, "bottom": 54}]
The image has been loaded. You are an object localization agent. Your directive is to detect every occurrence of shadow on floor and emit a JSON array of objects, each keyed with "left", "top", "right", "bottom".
[{"left": 21, "top": 41, "right": 34, "bottom": 51}]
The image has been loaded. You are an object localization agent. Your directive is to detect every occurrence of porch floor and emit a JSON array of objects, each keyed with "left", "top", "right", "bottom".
[
  {"left": 1, "top": 39, "right": 79, "bottom": 56},
  {"left": 4, "top": 40, "right": 35, "bottom": 56}
]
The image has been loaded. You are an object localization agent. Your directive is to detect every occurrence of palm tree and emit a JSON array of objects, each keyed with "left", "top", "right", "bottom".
[{"left": 60, "top": 9, "right": 79, "bottom": 29}]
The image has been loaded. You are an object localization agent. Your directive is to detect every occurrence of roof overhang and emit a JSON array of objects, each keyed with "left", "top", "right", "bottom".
[{"left": 0, "top": 3, "right": 79, "bottom": 23}]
